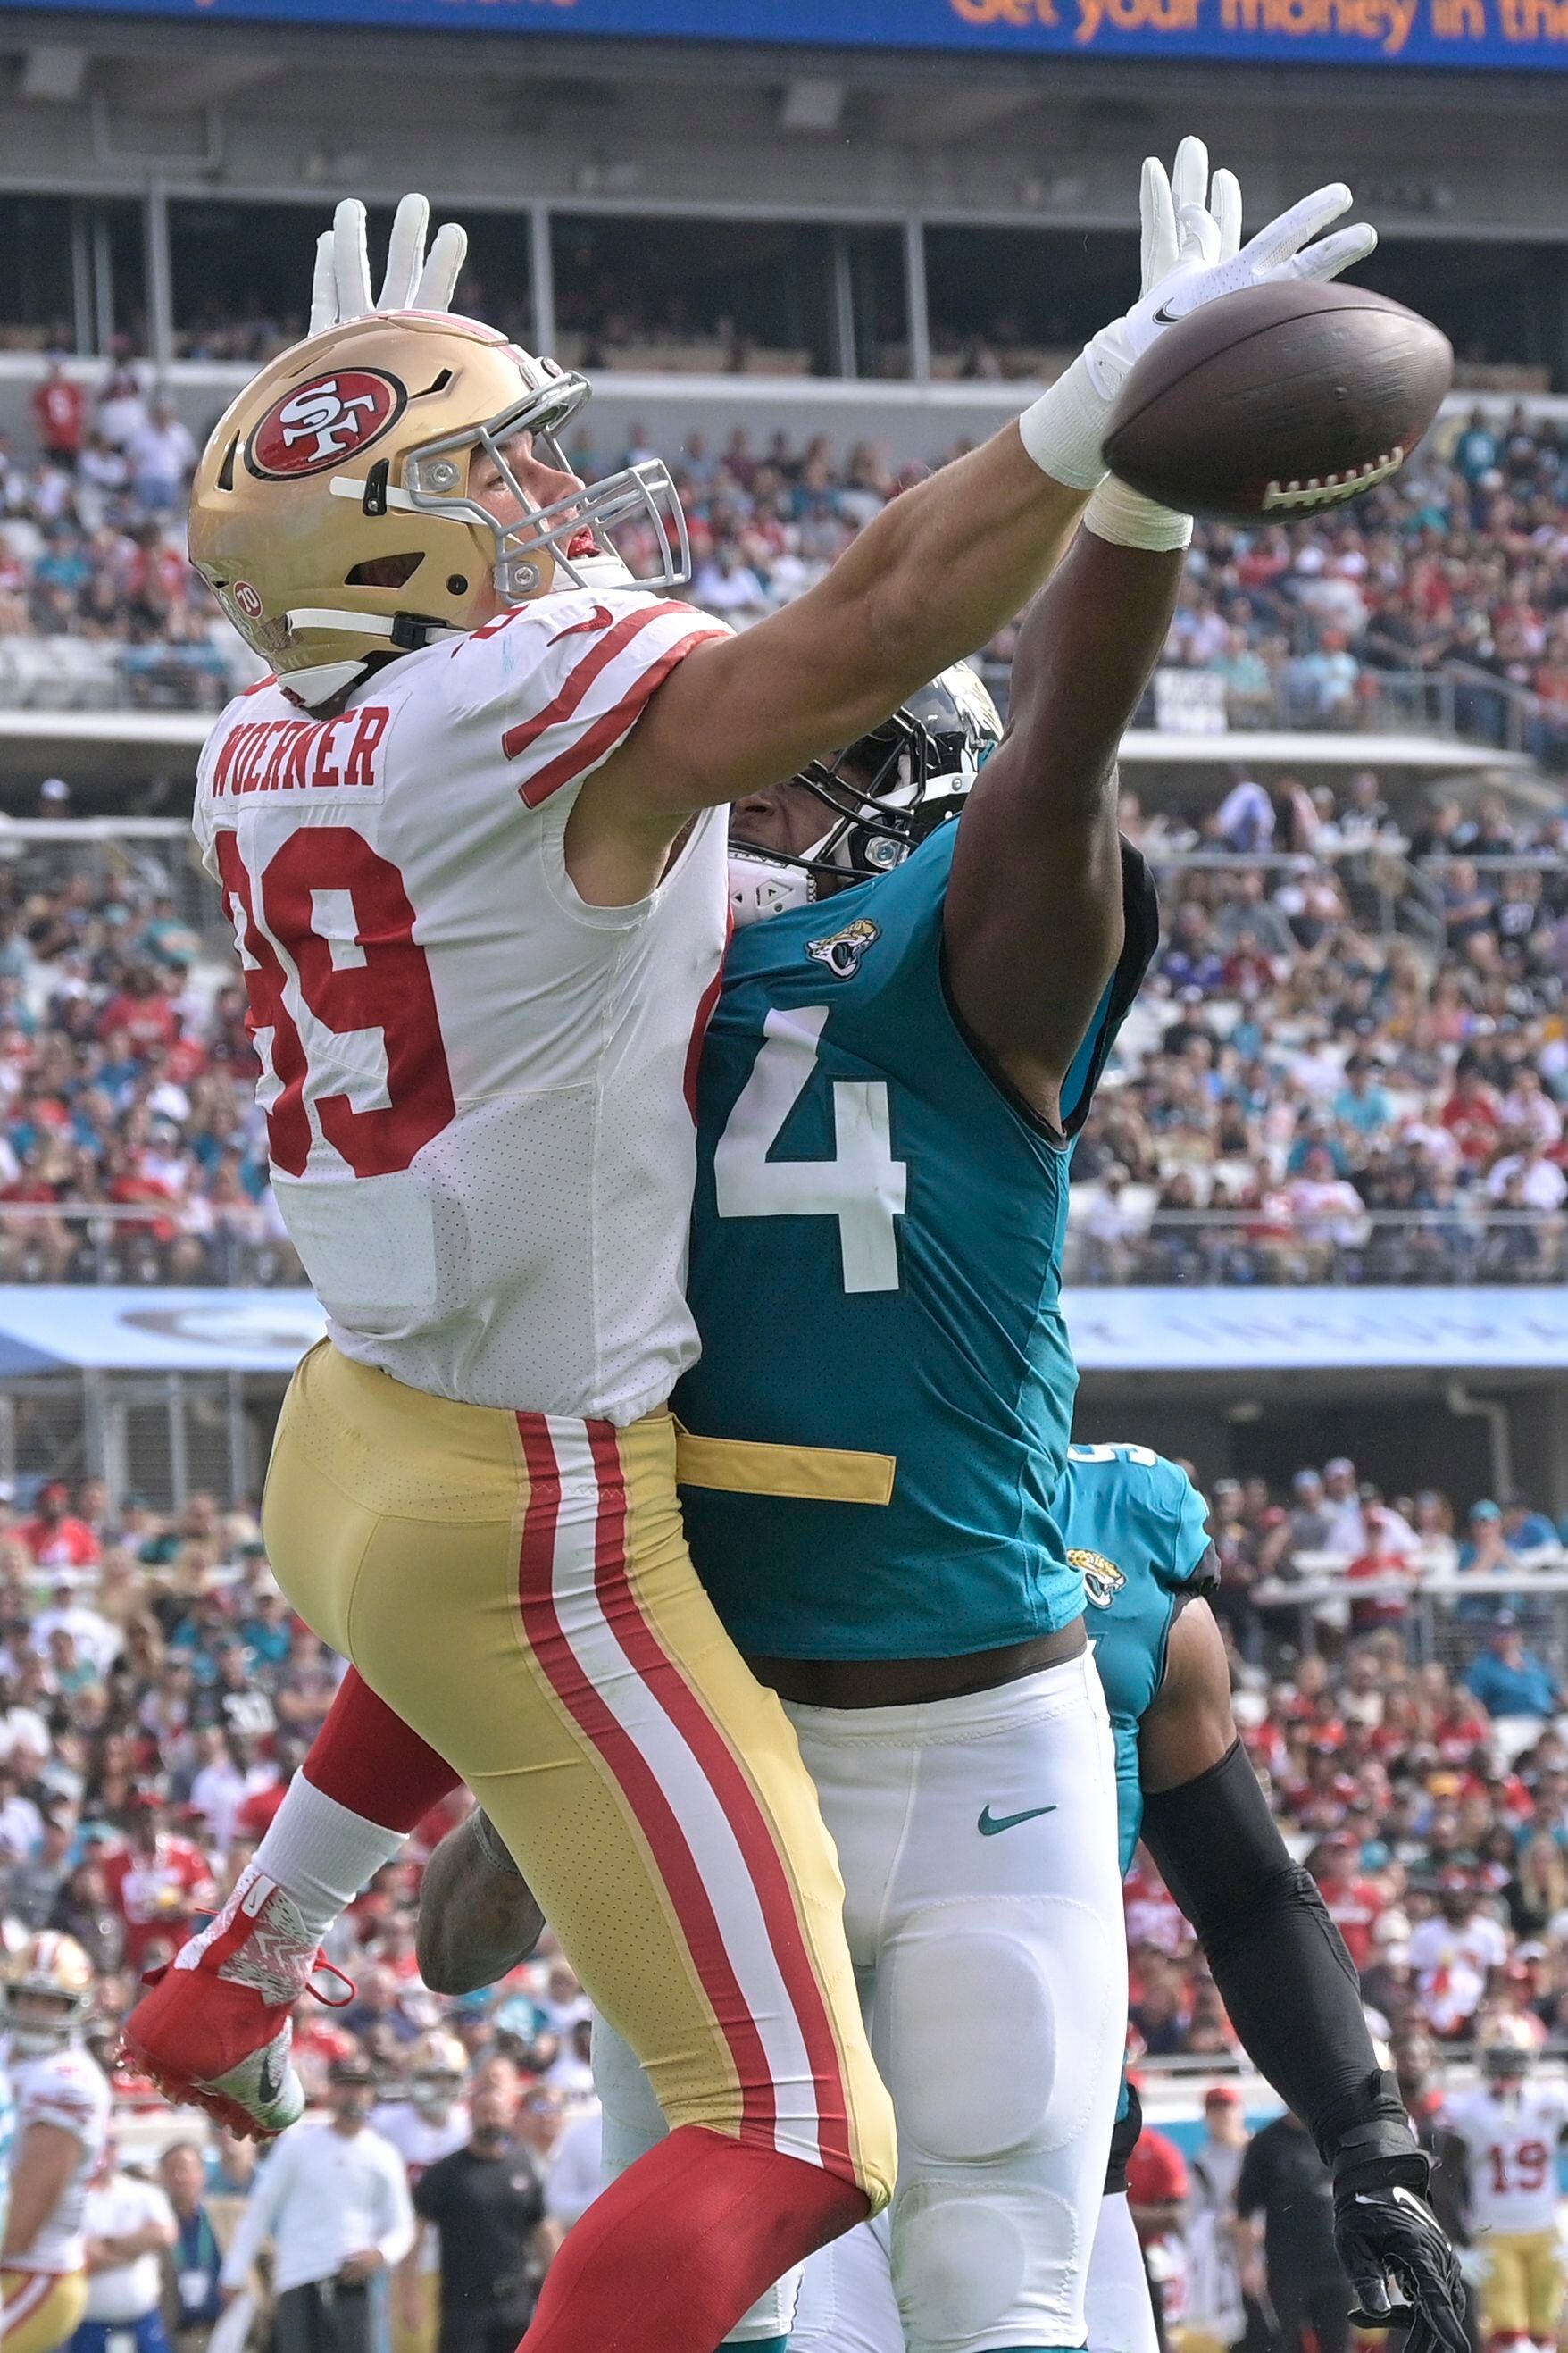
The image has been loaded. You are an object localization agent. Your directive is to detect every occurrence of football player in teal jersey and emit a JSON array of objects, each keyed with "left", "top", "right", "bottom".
[{"left": 420, "top": 1441, "right": 1465, "bottom": 2353}]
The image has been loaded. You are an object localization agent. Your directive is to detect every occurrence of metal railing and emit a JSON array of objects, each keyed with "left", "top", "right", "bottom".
[
  {"left": 1137, "top": 666, "right": 1458, "bottom": 738},
  {"left": 1066, "top": 1206, "right": 1568, "bottom": 1287},
  {"left": 1443, "top": 660, "right": 1568, "bottom": 767},
  {"left": 1245, "top": 1563, "right": 1568, "bottom": 1675},
  {"left": 0, "top": 636, "right": 240, "bottom": 714},
  {"left": 0, "top": 1203, "right": 301, "bottom": 1289},
  {"left": 0, "top": 815, "right": 223, "bottom": 947}
]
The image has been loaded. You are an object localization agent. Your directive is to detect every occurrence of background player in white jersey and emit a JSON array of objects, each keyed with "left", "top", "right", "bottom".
[
  {"left": 1444, "top": 2032, "right": 1568, "bottom": 2353},
  {"left": 372, "top": 2035, "right": 471, "bottom": 2353},
  {"left": 0, "top": 1938, "right": 110, "bottom": 2353},
  {"left": 127, "top": 158, "right": 1374, "bottom": 2353}
]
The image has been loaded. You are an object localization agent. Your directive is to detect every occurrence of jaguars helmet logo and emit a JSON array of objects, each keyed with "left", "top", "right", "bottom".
[
  {"left": 1070, "top": 1548, "right": 1126, "bottom": 1609},
  {"left": 805, "top": 917, "right": 880, "bottom": 981}
]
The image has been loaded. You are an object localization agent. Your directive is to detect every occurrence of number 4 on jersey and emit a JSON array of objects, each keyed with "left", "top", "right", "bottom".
[{"left": 714, "top": 1004, "right": 907, "bottom": 1294}]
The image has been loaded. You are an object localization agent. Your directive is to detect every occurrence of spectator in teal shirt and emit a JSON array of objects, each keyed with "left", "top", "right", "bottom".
[
  {"left": 1465, "top": 1616, "right": 1560, "bottom": 1721},
  {"left": 1332, "top": 1056, "right": 1394, "bottom": 1137}
]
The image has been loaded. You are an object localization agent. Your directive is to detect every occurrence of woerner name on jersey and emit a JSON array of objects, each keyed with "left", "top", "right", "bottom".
[{"left": 208, "top": 705, "right": 392, "bottom": 799}]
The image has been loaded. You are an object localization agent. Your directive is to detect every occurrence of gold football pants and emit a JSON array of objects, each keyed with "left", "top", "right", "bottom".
[
  {"left": 263, "top": 1340, "right": 895, "bottom": 2210},
  {"left": 0, "top": 2272, "right": 87, "bottom": 2353},
  {"left": 1482, "top": 2231, "right": 1563, "bottom": 2339}
]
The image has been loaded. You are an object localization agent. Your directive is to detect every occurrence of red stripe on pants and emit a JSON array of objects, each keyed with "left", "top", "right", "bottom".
[
  {"left": 512, "top": 1413, "right": 775, "bottom": 2147},
  {"left": 584, "top": 1418, "right": 852, "bottom": 2180}
]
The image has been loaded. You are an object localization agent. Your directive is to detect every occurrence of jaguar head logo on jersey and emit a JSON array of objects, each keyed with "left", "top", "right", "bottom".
[
  {"left": 1070, "top": 1548, "right": 1127, "bottom": 1609},
  {"left": 246, "top": 370, "right": 407, "bottom": 480},
  {"left": 191, "top": 304, "right": 691, "bottom": 711},
  {"left": 805, "top": 917, "right": 880, "bottom": 981}
]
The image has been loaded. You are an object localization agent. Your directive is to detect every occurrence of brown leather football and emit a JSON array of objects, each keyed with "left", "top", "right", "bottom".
[{"left": 1101, "top": 280, "right": 1453, "bottom": 525}]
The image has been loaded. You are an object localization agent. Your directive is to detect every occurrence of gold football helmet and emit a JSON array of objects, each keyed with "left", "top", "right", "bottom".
[
  {"left": 410, "top": 2028, "right": 467, "bottom": 2112},
  {"left": 4, "top": 1931, "right": 94, "bottom": 2054},
  {"left": 189, "top": 307, "right": 689, "bottom": 709}
]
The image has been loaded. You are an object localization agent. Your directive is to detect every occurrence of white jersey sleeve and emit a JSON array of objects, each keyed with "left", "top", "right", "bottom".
[
  {"left": 194, "top": 588, "right": 732, "bottom": 1421},
  {"left": 11, "top": 2047, "right": 110, "bottom": 2273}
]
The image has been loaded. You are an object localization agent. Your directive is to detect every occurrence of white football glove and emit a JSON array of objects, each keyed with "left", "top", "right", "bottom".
[
  {"left": 1087, "top": 134, "right": 1237, "bottom": 550},
  {"left": 1019, "top": 138, "right": 1377, "bottom": 496},
  {"left": 307, "top": 193, "right": 469, "bottom": 338}
]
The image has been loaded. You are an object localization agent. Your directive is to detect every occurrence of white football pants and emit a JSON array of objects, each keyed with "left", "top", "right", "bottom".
[{"left": 596, "top": 1648, "right": 1127, "bottom": 2353}]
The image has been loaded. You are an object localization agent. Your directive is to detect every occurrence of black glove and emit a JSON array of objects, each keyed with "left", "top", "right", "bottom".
[{"left": 1332, "top": 2167, "right": 1469, "bottom": 2353}]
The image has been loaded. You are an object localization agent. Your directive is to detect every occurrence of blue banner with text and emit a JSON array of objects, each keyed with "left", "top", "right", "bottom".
[{"left": 8, "top": 0, "right": 1568, "bottom": 71}]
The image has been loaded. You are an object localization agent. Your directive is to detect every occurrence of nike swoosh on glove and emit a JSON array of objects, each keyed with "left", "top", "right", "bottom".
[
  {"left": 1333, "top": 2178, "right": 1471, "bottom": 2353},
  {"left": 1083, "top": 169, "right": 1379, "bottom": 408}
]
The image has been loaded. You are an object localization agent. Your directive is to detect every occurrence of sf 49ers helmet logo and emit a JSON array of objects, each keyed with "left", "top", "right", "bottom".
[{"left": 246, "top": 369, "right": 406, "bottom": 480}]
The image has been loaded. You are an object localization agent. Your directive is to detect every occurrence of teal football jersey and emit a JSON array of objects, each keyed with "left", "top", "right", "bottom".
[
  {"left": 1060, "top": 1441, "right": 1215, "bottom": 2138},
  {"left": 675, "top": 822, "right": 1156, "bottom": 1659},
  {"left": 1060, "top": 1442, "right": 1217, "bottom": 1877}
]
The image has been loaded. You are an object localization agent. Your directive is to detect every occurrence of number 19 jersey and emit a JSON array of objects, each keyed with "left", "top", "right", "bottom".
[
  {"left": 675, "top": 823, "right": 1157, "bottom": 1659},
  {"left": 195, "top": 587, "right": 730, "bottom": 1421},
  {"left": 1445, "top": 2082, "right": 1568, "bottom": 2236}
]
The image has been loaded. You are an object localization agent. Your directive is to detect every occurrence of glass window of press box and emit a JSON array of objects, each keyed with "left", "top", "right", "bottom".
[
  {"left": 550, "top": 214, "right": 907, "bottom": 378},
  {"left": 922, "top": 224, "right": 1139, "bottom": 382},
  {"left": 925, "top": 221, "right": 1568, "bottom": 393},
  {"left": 169, "top": 204, "right": 534, "bottom": 363},
  {"left": 1356, "top": 241, "right": 1568, "bottom": 394},
  {"left": 0, "top": 197, "right": 145, "bottom": 355}
]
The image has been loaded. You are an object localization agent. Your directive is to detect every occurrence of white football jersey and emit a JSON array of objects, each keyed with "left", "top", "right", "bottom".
[
  {"left": 8, "top": 2044, "right": 111, "bottom": 2272},
  {"left": 1446, "top": 2079, "right": 1568, "bottom": 2234},
  {"left": 195, "top": 587, "right": 730, "bottom": 1421}
]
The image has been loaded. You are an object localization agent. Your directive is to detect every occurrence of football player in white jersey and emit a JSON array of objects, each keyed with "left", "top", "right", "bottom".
[
  {"left": 374, "top": 2034, "right": 471, "bottom": 2353},
  {"left": 0, "top": 1936, "right": 110, "bottom": 2353},
  {"left": 1444, "top": 2032, "right": 1568, "bottom": 2353},
  {"left": 124, "top": 172, "right": 1374, "bottom": 2353}
]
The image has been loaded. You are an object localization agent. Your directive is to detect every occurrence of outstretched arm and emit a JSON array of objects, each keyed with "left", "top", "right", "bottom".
[
  {"left": 589, "top": 152, "right": 1374, "bottom": 835},
  {"left": 1140, "top": 1603, "right": 1468, "bottom": 2353},
  {"left": 592, "top": 423, "right": 1088, "bottom": 836},
  {"left": 941, "top": 523, "right": 1182, "bottom": 1122}
]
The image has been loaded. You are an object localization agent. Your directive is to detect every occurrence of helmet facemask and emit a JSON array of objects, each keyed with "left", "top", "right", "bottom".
[
  {"left": 727, "top": 663, "right": 1001, "bottom": 930},
  {"left": 400, "top": 367, "right": 689, "bottom": 603},
  {"left": 5, "top": 1986, "right": 86, "bottom": 2056}
]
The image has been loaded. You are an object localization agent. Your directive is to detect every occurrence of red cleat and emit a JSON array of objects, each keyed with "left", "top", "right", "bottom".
[{"left": 120, "top": 1865, "right": 351, "bottom": 2140}]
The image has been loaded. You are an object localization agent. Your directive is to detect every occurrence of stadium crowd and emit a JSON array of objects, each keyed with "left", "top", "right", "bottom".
[
  {"left": 8, "top": 359, "right": 1568, "bottom": 755},
  {"left": 1068, "top": 774, "right": 1568, "bottom": 1287},
  {"left": 0, "top": 1459, "right": 1553, "bottom": 2080},
  {"left": 0, "top": 842, "right": 291, "bottom": 1287},
  {"left": 0, "top": 1452, "right": 1559, "bottom": 2348},
  {"left": 2, "top": 372, "right": 1568, "bottom": 1286},
  {"left": 0, "top": 763, "right": 1564, "bottom": 1288}
]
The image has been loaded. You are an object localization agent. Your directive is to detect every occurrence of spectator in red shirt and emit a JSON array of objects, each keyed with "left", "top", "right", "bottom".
[
  {"left": 235, "top": 1748, "right": 297, "bottom": 1844},
  {"left": 30, "top": 362, "right": 85, "bottom": 465},
  {"left": 1439, "top": 1064, "right": 1503, "bottom": 1166},
  {"left": 1127, "top": 2120, "right": 1191, "bottom": 2247},
  {"left": 1306, "top": 1832, "right": 1387, "bottom": 1971},
  {"left": 101, "top": 1796, "right": 218, "bottom": 1969},
  {"left": 17, "top": 1480, "right": 101, "bottom": 1570},
  {"left": 1347, "top": 1501, "right": 1419, "bottom": 1632},
  {"left": 1127, "top": 2111, "right": 1193, "bottom": 2340},
  {"left": 96, "top": 964, "right": 179, "bottom": 1056}
]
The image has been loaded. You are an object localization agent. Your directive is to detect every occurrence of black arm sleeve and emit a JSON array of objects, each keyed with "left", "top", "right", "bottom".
[{"left": 1140, "top": 1739, "right": 1422, "bottom": 2187}]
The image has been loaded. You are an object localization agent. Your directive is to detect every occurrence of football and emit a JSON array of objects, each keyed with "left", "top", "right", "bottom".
[{"left": 1101, "top": 280, "right": 1454, "bottom": 525}]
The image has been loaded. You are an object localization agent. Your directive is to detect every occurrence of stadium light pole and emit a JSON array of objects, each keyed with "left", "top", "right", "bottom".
[
  {"left": 144, "top": 177, "right": 173, "bottom": 371},
  {"left": 530, "top": 202, "right": 556, "bottom": 362},
  {"left": 904, "top": 215, "right": 930, "bottom": 381}
]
